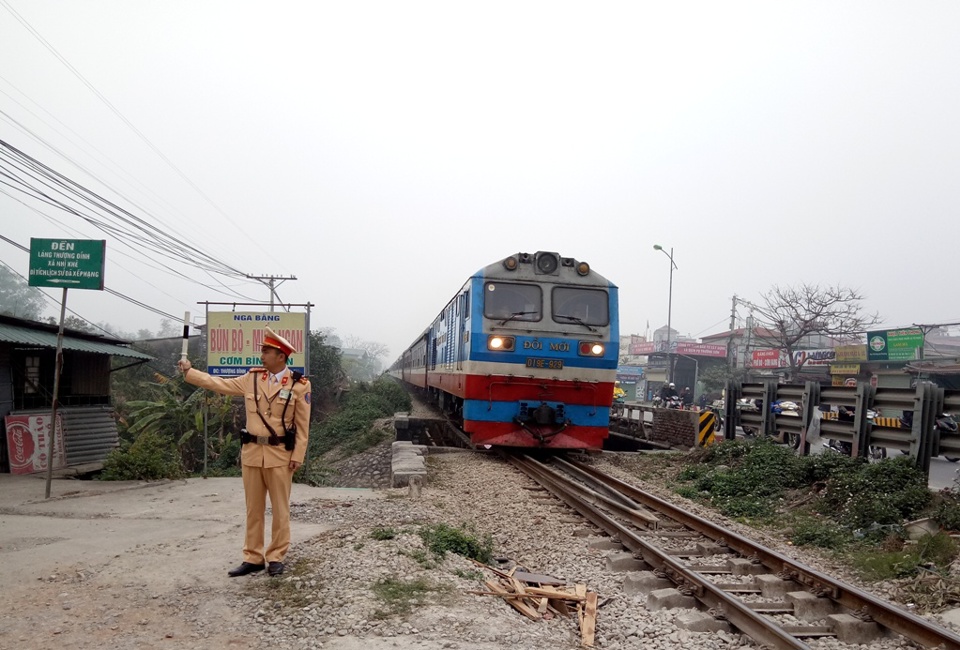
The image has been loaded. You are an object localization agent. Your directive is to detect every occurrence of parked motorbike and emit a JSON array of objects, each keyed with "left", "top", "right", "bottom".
[
  {"left": 824, "top": 406, "right": 886, "bottom": 462},
  {"left": 736, "top": 398, "right": 765, "bottom": 436},
  {"left": 899, "top": 412, "right": 959, "bottom": 461}
]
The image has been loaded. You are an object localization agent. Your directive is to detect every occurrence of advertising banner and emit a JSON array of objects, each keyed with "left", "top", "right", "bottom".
[
  {"left": 627, "top": 338, "right": 726, "bottom": 357},
  {"left": 867, "top": 328, "right": 924, "bottom": 361},
  {"left": 206, "top": 312, "right": 307, "bottom": 376},
  {"left": 628, "top": 338, "right": 656, "bottom": 355},
  {"left": 792, "top": 348, "right": 836, "bottom": 367},
  {"left": 750, "top": 348, "right": 784, "bottom": 369},
  {"left": 835, "top": 344, "right": 867, "bottom": 362},
  {"left": 674, "top": 342, "right": 727, "bottom": 358},
  {"left": 4, "top": 413, "right": 66, "bottom": 475}
]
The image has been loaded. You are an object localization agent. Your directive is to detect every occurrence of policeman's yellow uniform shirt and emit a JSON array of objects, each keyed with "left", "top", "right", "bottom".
[{"left": 184, "top": 367, "right": 311, "bottom": 467}]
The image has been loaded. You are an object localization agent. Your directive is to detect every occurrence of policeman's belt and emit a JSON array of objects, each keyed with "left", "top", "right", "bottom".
[{"left": 241, "top": 431, "right": 284, "bottom": 446}]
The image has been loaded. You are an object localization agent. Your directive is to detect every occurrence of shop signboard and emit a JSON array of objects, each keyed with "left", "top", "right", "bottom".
[
  {"left": 866, "top": 328, "right": 924, "bottom": 361},
  {"left": 616, "top": 365, "right": 644, "bottom": 381},
  {"left": 750, "top": 348, "right": 784, "bottom": 368},
  {"left": 830, "top": 364, "right": 861, "bottom": 375},
  {"left": 206, "top": 312, "right": 307, "bottom": 376},
  {"left": 835, "top": 344, "right": 867, "bottom": 362}
]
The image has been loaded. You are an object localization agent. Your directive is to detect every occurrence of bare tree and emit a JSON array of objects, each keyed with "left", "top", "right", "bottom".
[{"left": 749, "top": 284, "right": 880, "bottom": 382}]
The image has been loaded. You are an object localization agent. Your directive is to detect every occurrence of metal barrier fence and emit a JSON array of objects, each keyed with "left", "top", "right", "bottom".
[{"left": 724, "top": 380, "right": 959, "bottom": 475}]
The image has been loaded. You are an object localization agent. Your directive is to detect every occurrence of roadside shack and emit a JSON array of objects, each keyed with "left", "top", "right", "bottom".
[{"left": 0, "top": 314, "right": 152, "bottom": 474}]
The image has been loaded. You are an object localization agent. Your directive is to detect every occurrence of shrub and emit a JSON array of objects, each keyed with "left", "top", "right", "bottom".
[
  {"left": 100, "top": 430, "right": 184, "bottom": 480},
  {"left": 419, "top": 523, "right": 493, "bottom": 563},
  {"left": 933, "top": 490, "right": 960, "bottom": 531},
  {"left": 817, "top": 456, "right": 930, "bottom": 530},
  {"left": 790, "top": 515, "right": 849, "bottom": 550}
]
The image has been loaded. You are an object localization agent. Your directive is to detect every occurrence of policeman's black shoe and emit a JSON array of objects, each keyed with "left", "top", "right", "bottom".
[
  {"left": 267, "top": 561, "right": 284, "bottom": 576},
  {"left": 227, "top": 562, "right": 265, "bottom": 577}
]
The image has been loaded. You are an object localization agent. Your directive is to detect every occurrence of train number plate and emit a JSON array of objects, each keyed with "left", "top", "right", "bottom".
[{"left": 525, "top": 357, "right": 563, "bottom": 370}]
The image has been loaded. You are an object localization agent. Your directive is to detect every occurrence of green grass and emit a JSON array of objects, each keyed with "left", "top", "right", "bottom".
[{"left": 371, "top": 577, "right": 449, "bottom": 618}]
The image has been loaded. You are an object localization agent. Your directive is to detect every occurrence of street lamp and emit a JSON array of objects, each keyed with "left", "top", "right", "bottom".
[{"left": 653, "top": 244, "right": 678, "bottom": 383}]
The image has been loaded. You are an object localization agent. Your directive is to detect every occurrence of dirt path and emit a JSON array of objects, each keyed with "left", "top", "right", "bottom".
[{"left": 0, "top": 475, "right": 358, "bottom": 649}]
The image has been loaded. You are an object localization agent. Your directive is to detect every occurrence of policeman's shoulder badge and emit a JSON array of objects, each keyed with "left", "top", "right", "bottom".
[{"left": 248, "top": 367, "right": 266, "bottom": 374}]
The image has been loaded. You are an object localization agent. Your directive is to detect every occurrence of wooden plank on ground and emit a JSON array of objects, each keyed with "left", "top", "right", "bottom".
[
  {"left": 527, "top": 586, "right": 584, "bottom": 601},
  {"left": 484, "top": 580, "right": 540, "bottom": 621},
  {"left": 549, "top": 599, "right": 571, "bottom": 618},
  {"left": 537, "top": 597, "right": 549, "bottom": 614},
  {"left": 575, "top": 584, "right": 587, "bottom": 631},
  {"left": 581, "top": 591, "right": 598, "bottom": 647},
  {"left": 513, "top": 570, "right": 566, "bottom": 585}
]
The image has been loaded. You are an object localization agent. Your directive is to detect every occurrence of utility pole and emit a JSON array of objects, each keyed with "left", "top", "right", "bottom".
[
  {"left": 246, "top": 274, "right": 297, "bottom": 311},
  {"left": 728, "top": 294, "right": 738, "bottom": 367}
]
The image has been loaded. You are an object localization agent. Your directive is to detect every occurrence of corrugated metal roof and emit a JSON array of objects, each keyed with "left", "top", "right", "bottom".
[{"left": 0, "top": 323, "right": 153, "bottom": 360}]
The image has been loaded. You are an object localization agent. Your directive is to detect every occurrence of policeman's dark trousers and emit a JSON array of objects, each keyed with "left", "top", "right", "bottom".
[{"left": 240, "top": 464, "right": 293, "bottom": 564}]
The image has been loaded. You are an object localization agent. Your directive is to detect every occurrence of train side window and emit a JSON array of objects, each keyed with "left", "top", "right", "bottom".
[
  {"left": 483, "top": 282, "right": 541, "bottom": 321},
  {"left": 552, "top": 287, "right": 609, "bottom": 326}
]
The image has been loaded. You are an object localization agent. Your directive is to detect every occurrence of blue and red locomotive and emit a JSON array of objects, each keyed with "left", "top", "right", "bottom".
[{"left": 390, "top": 251, "right": 619, "bottom": 450}]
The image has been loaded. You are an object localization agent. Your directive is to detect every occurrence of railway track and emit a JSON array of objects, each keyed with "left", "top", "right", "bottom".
[{"left": 505, "top": 453, "right": 960, "bottom": 650}]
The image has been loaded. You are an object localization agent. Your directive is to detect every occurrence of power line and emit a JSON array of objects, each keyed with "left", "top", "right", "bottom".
[
  {"left": 0, "top": 234, "right": 198, "bottom": 327},
  {"left": 0, "top": 139, "right": 264, "bottom": 302},
  {"left": 0, "top": 1, "right": 287, "bottom": 271}
]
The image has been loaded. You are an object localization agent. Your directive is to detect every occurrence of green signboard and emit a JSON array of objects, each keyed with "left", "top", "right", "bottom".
[
  {"left": 28, "top": 238, "right": 106, "bottom": 290},
  {"left": 866, "top": 328, "right": 924, "bottom": 361}
]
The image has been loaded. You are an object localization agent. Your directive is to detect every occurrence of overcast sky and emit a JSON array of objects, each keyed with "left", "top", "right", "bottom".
[{"left": 2, "top": 1, "right": 958, "bottom": 360}]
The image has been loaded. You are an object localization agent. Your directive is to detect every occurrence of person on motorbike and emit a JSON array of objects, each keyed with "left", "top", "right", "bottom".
[
  {"left": 680, "top": 387, "right": 693, "bottom": 409},
  {"left": 659, "top": 382, "right": 678, "bottom": 401}
]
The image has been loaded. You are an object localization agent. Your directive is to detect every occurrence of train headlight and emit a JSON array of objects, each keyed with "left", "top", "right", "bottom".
[
  {"left": 576, "top": 261, "right": 590, "bottom": 276},
  {"left": 535, "top": 251, "right": 559, "bottom": 275},
  {"left": 578, "top": 341, "right": 605, "bottom": 357},
  {"left": 488, "top": 335, "right": 515, "bottom": 351},
  {"left": 503, "top": 256, "right": 518, "bottom": 271}
]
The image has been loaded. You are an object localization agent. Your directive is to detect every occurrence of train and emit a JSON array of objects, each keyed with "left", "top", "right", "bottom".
[{"left": 389, "top": 251, "right": 619, "bottom": 449}]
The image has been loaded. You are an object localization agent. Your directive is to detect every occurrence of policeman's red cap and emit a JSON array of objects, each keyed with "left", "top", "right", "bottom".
[{"left": 262, "top": 326, "right": 297, "bottom": 356}]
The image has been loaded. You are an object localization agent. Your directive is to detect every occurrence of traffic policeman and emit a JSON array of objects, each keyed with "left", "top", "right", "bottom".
[{"left": 178, "top": 326, "right": 311, "bottom": 577}]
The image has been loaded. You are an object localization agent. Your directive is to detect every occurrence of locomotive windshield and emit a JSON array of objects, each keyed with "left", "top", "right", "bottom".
[
  {"left": 484, "top": 282, "right": 542, "bottom": 321},
  {"left": 552, "top": 287, "right": 609, "bottom": 326}
]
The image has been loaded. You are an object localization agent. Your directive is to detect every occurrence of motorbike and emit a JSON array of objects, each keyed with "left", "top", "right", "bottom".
[
  {"left": 653, "top": 395, "right": 683, "bottom": 410},
  {"left": 824, "top": 406, "right": 886, "bottom": 462},
  {"left": 738, "top": 399, "right": 801, "bottom": 445},
  {"left": 899, "top": 411, "right": 959, "bottom": 461},
  {"left": 736, "top": 398, "right": 762, "bottom": 436}
]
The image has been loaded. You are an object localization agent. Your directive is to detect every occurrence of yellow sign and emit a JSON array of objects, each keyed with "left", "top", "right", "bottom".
[
  {"left": 830, "top": 364, "right": 861, "bottom": 375},
  {"left": 206, "top": 312, "right": 307, "bottom": 376},
  {"left": 834, "top": 344, "right": 867, "bottom": 362}
]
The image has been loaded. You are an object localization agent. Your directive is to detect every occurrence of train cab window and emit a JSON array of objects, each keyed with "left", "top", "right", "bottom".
[
  {"left": 552, "top": 287, "right": 609, "bottom": 326},
  {"left": 483, "top": 282, "right": 541, "bottom": 322}
]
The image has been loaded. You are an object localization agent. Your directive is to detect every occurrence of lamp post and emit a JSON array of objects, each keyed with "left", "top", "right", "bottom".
[{"left": 653, "top": 244, "right": 678, "bottom": 383}]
